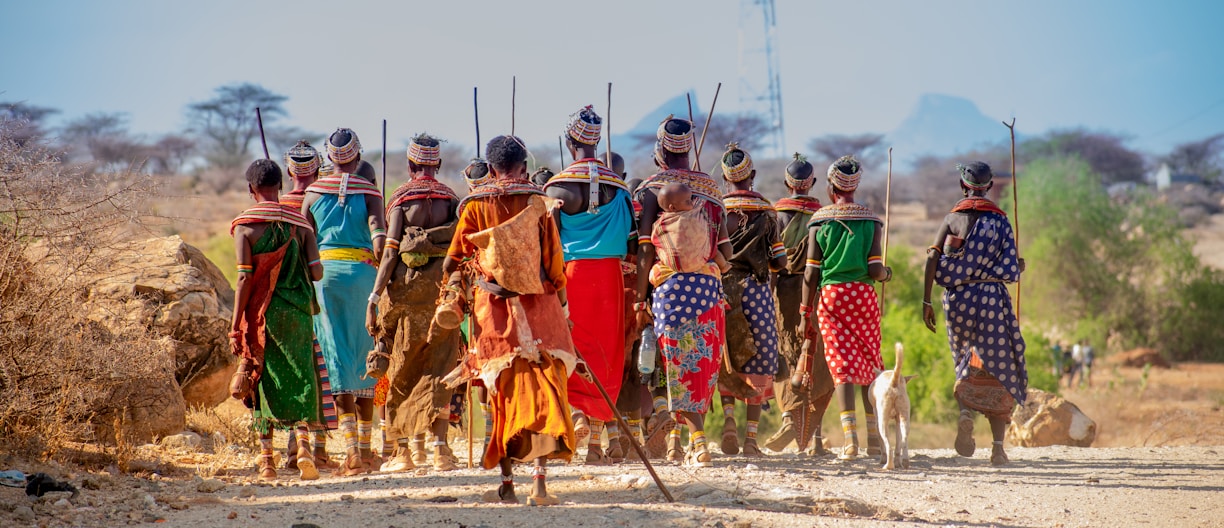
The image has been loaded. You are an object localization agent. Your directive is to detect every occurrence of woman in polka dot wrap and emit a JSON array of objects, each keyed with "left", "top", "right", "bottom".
[{"left": 922, "top": 161, "right": 1027, "bottom": 466}]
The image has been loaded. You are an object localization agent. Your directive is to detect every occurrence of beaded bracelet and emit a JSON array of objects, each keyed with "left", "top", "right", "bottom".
[{"left": 799, "top": 304, "right": 813, "bottom": 316}]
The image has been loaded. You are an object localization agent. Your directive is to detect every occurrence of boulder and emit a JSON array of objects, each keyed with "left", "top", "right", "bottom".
[
  {"left": 80, "top": 236, "right": 235, "bottom": 407},
  {"left": 1114, "top": 348, "right": 1172, "bottom": 369},
  {"left": 1007, "top": 389, "right": 1096, "bottom": 447}
]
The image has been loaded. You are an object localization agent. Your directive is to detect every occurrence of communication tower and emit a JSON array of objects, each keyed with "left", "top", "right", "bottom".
[{"left": 738, "top": 0, "right": 785, "bottom": 157}]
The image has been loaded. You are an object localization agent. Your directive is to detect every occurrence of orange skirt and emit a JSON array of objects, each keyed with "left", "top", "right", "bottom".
[{"left": 481, "top": 354, "right": 577, "bottom": 469}]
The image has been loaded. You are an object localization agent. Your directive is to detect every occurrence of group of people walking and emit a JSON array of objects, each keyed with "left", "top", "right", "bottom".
[{"left": 227, "top": 104, "right": 1028, "bottom": 505}]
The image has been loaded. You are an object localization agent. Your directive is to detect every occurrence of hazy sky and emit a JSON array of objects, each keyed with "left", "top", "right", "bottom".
[{"left": 2, "top": 0, "right": 1221, "bottom": 157}]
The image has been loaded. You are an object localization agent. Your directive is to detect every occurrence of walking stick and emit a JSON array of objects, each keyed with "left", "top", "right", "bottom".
[
  {"left": 511, "top": 76, "right": 517, "bottom": 137},
  {"left": 1003, "top": 118, "right": 1020, "bottom": 321},
  {"left": 558, "top": 136, "right": 565, "bottom": 167},
  {"left": 880, "top": 147, "right": 893, "bottom": 313},
  {"left": 571, "top": 346, "right": 675, "bottom": 503},
  {"left": 693, "top": 82, "right": 722, "bottom": 172},
  {"left": 466, "top": 383, "right": 474, "bottom": 468},
  {"left": 255, "top": 107, "right": 270, "bottom": 160},
  {"left": 605, "top": 83, "right": 613, "bottom": 168},
  {"left": 381, "top": 119, "right": 387, "bottom": 198},
  {"left": 473, "top": 87, "right": 481, "bottom": 156}
]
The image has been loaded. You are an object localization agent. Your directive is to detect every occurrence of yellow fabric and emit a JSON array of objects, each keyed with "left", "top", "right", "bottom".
[{"left": 319, "top": 247, "right": 376, "bottom": 262}]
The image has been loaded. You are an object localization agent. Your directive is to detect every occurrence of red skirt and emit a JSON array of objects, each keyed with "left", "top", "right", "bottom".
[
  {"left": 817, "top": 282, "right": 883, "bottom": 386},
  {"left": 564, "top": 258, "right": 626, "bottom": 422}
]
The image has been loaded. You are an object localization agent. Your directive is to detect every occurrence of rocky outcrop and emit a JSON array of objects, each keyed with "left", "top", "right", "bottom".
[
  {"left": 81, "top": 236, "right": 235, "bottom": 407},
  {"left": 1008, "top": 389, "right": 1097, "bottom": 447},
  {"left": 1114, "top": 348, "right": 1172, "bottom": 369}
]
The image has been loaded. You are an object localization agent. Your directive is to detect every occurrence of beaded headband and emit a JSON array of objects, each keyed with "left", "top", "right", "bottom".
[
  {"left": 463, "top": 158, "right": 491, "bottom": 188},
  {"left": 656, "top": 115, "right": 695, "bottom": 154},
  {"left": 827, "top": 155, "right": 863, "bottom": 192},
  {"left": 720, "top": 142, "right": 754, "bottom": 183},
  {"left": 327, "top": 128, "right": 362, "bottom": 165},
  {"left": 566, "top": 105, "right": 602, "bottom": 146},
  {"left": 407, "top": 134, "right": 442, "bottom": 166},
  {"left": 319, "top": 159, "right": 334, "bottom": 178},
  {"left": 285, "top": 140, "right": 321, "bottom": 177},
  {"left": 957, "top": 163, "right": 992, "bottom": 191},
  {"left": 786, "top": 153, "right": 815, "bottom": 190}
]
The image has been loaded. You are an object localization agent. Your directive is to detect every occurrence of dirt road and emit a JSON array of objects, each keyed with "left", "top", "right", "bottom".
[{"left": 7, "top": 444, "right": 1220, "bottom": 528}]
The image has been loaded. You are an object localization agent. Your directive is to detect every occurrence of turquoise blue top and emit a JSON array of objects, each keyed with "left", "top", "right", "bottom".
[
  {"left": 310, "top": 193, "right": 373, "bottom": 251},
  {"left": 558, "top": 188, "right": 634, "bottom": 261}
]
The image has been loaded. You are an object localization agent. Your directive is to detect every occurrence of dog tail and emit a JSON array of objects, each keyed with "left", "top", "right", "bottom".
[{"left": 891, "top": 342, "right": 904, "bottom": 388}]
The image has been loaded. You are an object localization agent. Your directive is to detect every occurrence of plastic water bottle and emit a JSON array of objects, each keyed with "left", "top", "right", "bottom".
[{"left": 638, "top": 326, "right": 658, "bottom": 376}]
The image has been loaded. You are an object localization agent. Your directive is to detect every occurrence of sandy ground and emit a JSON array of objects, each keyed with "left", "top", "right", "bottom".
[{"left": 4, "top": 443, "right": 1222, "bottom": 528}]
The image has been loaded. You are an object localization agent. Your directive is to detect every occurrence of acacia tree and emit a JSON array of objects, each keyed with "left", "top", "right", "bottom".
[
  {"left": 1021, "top": 129, "right": 1146, "bottom": 184},
  {"left": 1160, "top": 133, "right": 1224, "bottom": 182},
  {"left": 0, "top": 102, "right": 58, "bottom": 147},
  {"left": 60, "top": 113, "right": 148, "bottom": 172},
  {"left": 807, "top": 133, "right": 886, "bottom": 172},
  {"left": 187, "top": 83, "right": 288, "bottom": 170}
]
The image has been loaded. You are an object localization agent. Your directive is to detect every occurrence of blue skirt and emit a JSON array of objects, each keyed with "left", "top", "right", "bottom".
[{"left": 314, "top": 259, "right": 378, "bottom": 395}]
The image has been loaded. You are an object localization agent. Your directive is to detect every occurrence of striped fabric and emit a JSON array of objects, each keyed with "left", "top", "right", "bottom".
[
  {"left": 723, "top": 190, "right": 774, "bottom": 212},
  {"left": 543, "top": 159, "right": 629, "bottom": 192},
  {"left": 775, "top": 195, "right": 822, "bottom": 215},
  {"left": 315, "top": 339, "right": 338, "bottom": 430},
  {"left": 305, "top": 174, "right": 383, "bottom": 198},
  {"left": 807, "top": 202, "right": 881, "bottom": 227},
  {"left": 636, "top": 169, "right": 724, "bottom": 212},
  {"left": 386, "top": 176, "right": 458, "bottom": 213},
  {"left": 230, "top": 201, "right": 314, "bottom": 235}
]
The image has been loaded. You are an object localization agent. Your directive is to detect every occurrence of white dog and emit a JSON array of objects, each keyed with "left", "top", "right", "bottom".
[{"left": 869, "top": 342, "right": 913, "bottom": 470}]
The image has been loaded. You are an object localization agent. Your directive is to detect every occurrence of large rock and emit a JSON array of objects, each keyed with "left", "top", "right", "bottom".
[
  {"left": 81, "top": 235, "right": 235, "bottom": 407},
  {"left": 1114, "top": 348, "right": 1172, "bottom": 369},
  {"left": 1007, "top": 389, "right": 1096, "bottom": 447}
]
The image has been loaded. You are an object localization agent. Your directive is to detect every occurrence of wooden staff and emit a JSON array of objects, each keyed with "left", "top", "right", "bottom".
[
  {"left": 571, "top": 346, "right": 674, "bottom": 503},
  {"left": 605, "top": 83, "right": 613, "bottom": 168},
  {"left": 473, "top": 87, "right": 481, "bottom": 157},
  {"left": 685, "top": 94, "right": 695, "bottom": 169},
  {"left": 466, "top": 383, "right": 474, "bottom": 468},
  {"left": 380, "top": 119, "right": 387, "bottom": 198},
  {"left": 255, "top": 107, "right": 270, "bottom": 160},
  {"left": 558, "top": 136, "right": 566, "bottom": 167},
  {"left": 1003, "top": 117, "right": 1020, "bottom": 320},
  {"left": 880, "top": 147, "right": 893, "bottom": 313},
  {"left": 693, "top": 82, "right": 722, "bottom": 171},
  {"left": 511, "top": 76, "right": 517, "bottom": 137}
]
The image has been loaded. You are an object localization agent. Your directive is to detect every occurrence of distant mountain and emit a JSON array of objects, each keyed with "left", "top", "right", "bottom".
[
  {"left": 886, "top": 94, "right": 1013, "bottom": 165},
  {"left": 612, "top": 91, "right": 698, "bottom": 155}
]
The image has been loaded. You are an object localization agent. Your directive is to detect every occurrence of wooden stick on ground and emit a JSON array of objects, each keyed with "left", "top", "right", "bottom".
[
  {"left": 880, "top": 147, "right": 893, "bottom": 313},
  {"left": 1003, "top": 117, "right": 1020, "bottom": 321},
  {"left": 255, "top": 107, "right": 270, "bottom": 160},
  {"left": 693, "top": 82, "right": 722, "bottom": 171},
  {"left": 571, "top": 347, "right": 675, "bottom": 503}
]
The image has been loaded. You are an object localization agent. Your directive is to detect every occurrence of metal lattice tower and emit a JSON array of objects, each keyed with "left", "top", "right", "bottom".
[{"left": 738, "top": 0, "right": 785, "bottom": 157}]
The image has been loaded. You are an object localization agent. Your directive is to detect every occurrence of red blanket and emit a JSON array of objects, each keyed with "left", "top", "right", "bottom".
[{"left": 564, "top": 258, "right": 626, "bottom": 421}]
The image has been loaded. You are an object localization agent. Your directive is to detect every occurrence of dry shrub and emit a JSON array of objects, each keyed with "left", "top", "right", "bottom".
[
  {"left": 0, "top": 118, "right": 170, "bottom": 459},
  {"left": 185, "top": 403, "right": 255, "bottom": 450}
]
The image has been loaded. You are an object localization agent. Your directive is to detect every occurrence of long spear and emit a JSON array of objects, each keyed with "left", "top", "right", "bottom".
[
  {"left": 380, "top": 119, "right": 387, "bottom": 198},
  {"left": 474, "top": 87, "right": 481, "bottom": 157},
  {"left": 511, "top": 76, "right": 517, "bottom": 137},
  {"left": 605, "top": 83, "right": 613, "bottom": 168},
  {"left": 880, "top": 147, "right": 893, "bottom": 313},
  {"left": 570, "top": 346, "right": 674, "bottom": 503},
  {"left": 693, "top": 82, "right": 722, "bottom": 171},
  {"left": 255, "top": 107, "right": 270, "bottom": 160},
  {"left": 685, "top": 94, "right": 695, "bottom": 169},
  {"left": 558, "top": 136, "right": 565, "bottom": 167},
  {"left": 1003, "top": 117, "right": 1020, "bottom": 321}
]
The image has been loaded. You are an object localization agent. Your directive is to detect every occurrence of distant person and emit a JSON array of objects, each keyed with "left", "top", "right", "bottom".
[
  {"left": 229, "top": 159, "right": 325, "bottom": 481},
  {"left": 1070, "top": 342, "right": 1084, "bottom": 388},
  {"left": 1050, "top": 341, "right": 1063, "bottom": 378},
  {"left": 302, "top": 128, "right": 387, "bottom": 476},
  {"left": 1081, "top": 340, "right": 1095, "bottom": 388},
  {"left": 922, "top": 161, "right": 1026, "bottom": 466},
  {"left": 1061, "top": 343, "right": 1074, "bottom": 386},
  {"left": 802, "top": 155, "right": 893, "bottom": 460}
]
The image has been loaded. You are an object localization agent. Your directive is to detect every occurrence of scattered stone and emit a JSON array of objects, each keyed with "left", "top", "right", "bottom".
[
  {"left": 238, "top": 487, "right": 257, "bottom": 499},
  {"left": 227, "top": 511, "right": 238, "bottom": 519},
  {"left": 340, "top": 495, "right": 354, "bottom": 502},
  {"left": 160, "top": 432, "right": 205, "bottom": 451},
  {"left": 53, "top": 498, "right": 72, "bottom": 509},
  {"left": 197, "top": 478, "right": 226, "bottom": 493},
  {"left": 580, "top": 474, "right": 594, "bottom": 481},
  {"left": 425, "top": 496, "right": 457, "bottom": 503},
  {"left": 13, "top": 505, "right": 35, "bottom": 522},
  {"left": 1008, "top": 389, "right": 1097, "bottom": 447},
  {"left": 80, "top": 476, "right": 106, "bottom": 490},
  {"left": 731, "top": 521, "right": 752, "bottom": 528}
]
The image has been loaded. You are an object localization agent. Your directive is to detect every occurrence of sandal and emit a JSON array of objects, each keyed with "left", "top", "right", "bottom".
[
  {"left": 336, "top": 450, "right": 368, "bottom": 477},
  {"left": 720, "top": 420, "right": 739, "bottom": 455},
  {"left": 434, "top": 443, "right": 459, "bottom": 471},
  {"left": 606, "top": 437, "right": 625, "bottom": 463},
  {"left": 585, "top": 444, "right": 611, "bottom": 466},
  {"left": 644, "top": 414, "right": 676, "bottom": 460},
  {"left": 685, "top": 446, "right": 713, "bottom": 468},
  {"left": 665, "top": 434, "right": 685, "bottom": 464},
  {"left": 955, "top": 412, "right": 976, "bottom": 457},
  {"left": 526, "top": 494, "right": 560, "bottom": 506},
  {"left": 258, "top": 454, "right": 277, "bottom": 480},
  {"left": 762, "top": 416, "right": 795, "bottom": 452},
  {"left": 742, "top": 439, "right": 763, "bottom": 457}
]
